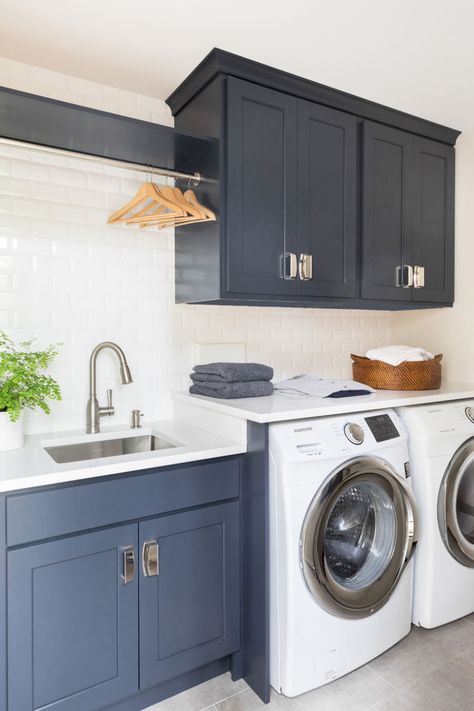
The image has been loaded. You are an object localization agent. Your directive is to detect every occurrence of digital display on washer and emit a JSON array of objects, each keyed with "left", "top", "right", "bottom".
[{"left": 364, "top": 414, "right": 400, "bottom": 442}]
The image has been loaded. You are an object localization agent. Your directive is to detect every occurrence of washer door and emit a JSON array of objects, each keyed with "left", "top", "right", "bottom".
[
  {"left": 300, "top": 457, "right": 418, "bottom": 619},
  {"left": 439, "top": 439, "right": 474, "bottom": 567}
]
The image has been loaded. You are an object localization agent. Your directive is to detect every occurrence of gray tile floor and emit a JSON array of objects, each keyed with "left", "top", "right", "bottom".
[{"left": 146, "top": 614, "right": 474, "bottom": 711}]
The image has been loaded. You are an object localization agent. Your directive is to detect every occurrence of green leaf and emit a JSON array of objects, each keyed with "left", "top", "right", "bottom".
[{"left": 0, "top": 331, "right": 62, "bottom": 421}]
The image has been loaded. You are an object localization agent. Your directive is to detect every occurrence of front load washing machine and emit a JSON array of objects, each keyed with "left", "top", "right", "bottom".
[
  {"left": 398, "top": 400, "right": 474, "bottom": 628},
  {"left": 269, "top": 410, "right": 417, "bottom": 697}
]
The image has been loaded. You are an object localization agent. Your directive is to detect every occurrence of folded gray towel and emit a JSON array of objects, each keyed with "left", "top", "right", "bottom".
[
  {"left": 189, "top": 380, "right": 274, "bottom": 399},
  {"left": 192, "top": 362, "right": 273, "bottom": 383}
]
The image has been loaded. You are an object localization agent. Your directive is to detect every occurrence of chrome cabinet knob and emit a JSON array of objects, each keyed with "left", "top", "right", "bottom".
[
  {"left": 281, "top": 252, "right": 297, "bottom": 279},
  {"left": 298, "top": 254, "right": 313, "bottom": 281},
  {"left": 413, "top": 266, "right": 425, "bottom": 289}
]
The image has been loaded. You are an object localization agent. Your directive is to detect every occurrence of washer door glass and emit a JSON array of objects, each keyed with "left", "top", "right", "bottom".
[
  {"left": 301, "top": 457, "right": 417, "bottom": 619},
  {"left": 324, "top": 480, "right": 397, "bottom": 590},
  {"left": 440, "top": 440, "right": 474, "bottom": 566}
]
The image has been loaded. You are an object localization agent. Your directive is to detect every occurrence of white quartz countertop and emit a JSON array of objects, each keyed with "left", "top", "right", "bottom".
[
  {"left": 0, "top": 419, "right": 246, "bottom": 493},
  {"left": 173, "top": 382, "right": 474, "bottom": 424}
]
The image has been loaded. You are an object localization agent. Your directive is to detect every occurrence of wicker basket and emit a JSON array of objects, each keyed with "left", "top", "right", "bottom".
[{"left": 351, "top": 353, "right": 443, "bottom": 391}]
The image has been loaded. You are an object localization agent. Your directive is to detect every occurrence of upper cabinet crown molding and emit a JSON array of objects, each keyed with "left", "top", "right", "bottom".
[{"left": 167, "top": 48, "right": 460, "bottom": 146}]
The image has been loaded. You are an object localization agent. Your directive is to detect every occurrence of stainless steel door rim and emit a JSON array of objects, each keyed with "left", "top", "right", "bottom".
[
  {"left": 439, "top": 439, "right": 474, "bottom": 567},
  {"left": 300, "top": 456, "right": 418, "bottom": 620}
]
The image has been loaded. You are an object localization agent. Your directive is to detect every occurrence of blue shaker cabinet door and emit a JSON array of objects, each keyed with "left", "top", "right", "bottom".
[
  {"left": 361, "top": 121, "right": 413, "bottom": 302},
  {"left": 8, "top": 524, "right": 139, "bottom": 711},
  {"left": 411, "top": 137, "right": 454, "bottom": 304},
  {"left": 139, "top": 501, "right": 240, "bottom": 690},
  {"left": 297, "top": 99, "right": 358, "bottom": 298},
  {"left": 226, "top": 76, "right": 298, "bottom": 297}
]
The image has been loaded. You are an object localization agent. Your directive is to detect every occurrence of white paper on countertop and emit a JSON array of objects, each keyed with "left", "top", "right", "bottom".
[{"left": 273, "top": 374, "right": 376, "bottom": 398}]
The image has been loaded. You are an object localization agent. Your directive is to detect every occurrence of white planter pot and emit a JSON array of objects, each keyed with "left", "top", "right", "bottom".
[{"left": 0, "top": 411, "right": 24, "bottom": 451}]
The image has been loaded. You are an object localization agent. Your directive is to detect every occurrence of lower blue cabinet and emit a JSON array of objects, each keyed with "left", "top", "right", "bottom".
[
  {"left": 5, "top": 460, "right": 242, "bottom": 711},
  {"left": 6, "top": 494, "right": 241, "bottom": 710},
  {"left": 139, "top": 501, "right": 241, "bottom": 689},
  {"left": 7, "top": 524, "right": 139, "bottom": 711}
]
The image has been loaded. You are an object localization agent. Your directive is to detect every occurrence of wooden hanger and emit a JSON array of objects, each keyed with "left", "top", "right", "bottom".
[
  {"left": 184, "top": 189, "right": 216, "bottom": 221},
  {"left": 141, "top": 186, "right": 216, "bottom": 228},
  {"left": 164, "top": 189, "right": 216, "bottom": 227},
  {"left": 108, "top": 178, "right": 216, "bottom": 230},
  {"left": 107, "top": 182, "right": 164, "bottom": 224},
  {"left": 137, "top": 185, "right": 203, "bottom": 229},
  {"left": 124, "top": 184, "right": 185, "bottom": 225}
]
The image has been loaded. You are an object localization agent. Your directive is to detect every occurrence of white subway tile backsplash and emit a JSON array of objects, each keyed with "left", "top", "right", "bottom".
[{"left": 0, "top": 55, "right": 393, "bottom": 433}]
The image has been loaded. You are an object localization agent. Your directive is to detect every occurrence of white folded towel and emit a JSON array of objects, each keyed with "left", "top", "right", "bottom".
[{"left": 366, "top": 345, "right": 434, "bottom": 367}]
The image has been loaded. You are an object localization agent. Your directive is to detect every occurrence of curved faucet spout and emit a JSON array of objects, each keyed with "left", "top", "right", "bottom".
[{"left": 86, "top": 341, "right": 133, "bottom": 434}]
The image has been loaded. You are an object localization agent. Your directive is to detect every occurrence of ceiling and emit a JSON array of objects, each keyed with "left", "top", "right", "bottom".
[{"left": 1, "top": 0, "right": 473, "bottom": 129}]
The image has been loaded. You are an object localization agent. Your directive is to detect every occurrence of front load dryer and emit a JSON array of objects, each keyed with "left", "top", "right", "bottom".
[
  {"left": 398, "top": 400, "right": 474, "bottom": 628},
  {"left": 269, "top": 410, "right": 417, "bottom": 698}
]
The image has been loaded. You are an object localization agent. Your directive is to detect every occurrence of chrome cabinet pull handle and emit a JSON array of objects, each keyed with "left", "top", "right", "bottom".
[
  {"left": 395, "top": 265, "right": 414, "bottom": 288},
  {"left": 298, "top": 254, "right": 313, "bottom": 281},
  {"left": 121, "top": 545, "right": 136, "bottom": 585},
  {"left": 413, "top": 265, "right": 425, "bottom": 289},
  {"left": 142, "top": 540, "right": 159, "bottom": 577},
  {"left": 281, "top": 252, "right": 297, "bottom": 279}
]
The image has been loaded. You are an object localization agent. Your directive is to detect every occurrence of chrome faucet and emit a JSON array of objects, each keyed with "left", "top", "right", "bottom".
[{"left": 86, "top": 341, "right": 133, "bottom": 434}]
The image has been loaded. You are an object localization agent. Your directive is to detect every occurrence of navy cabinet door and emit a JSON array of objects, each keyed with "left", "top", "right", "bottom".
[
  {"left": 226, "top": 77, "right": 298, "bottom": 296},
  {"left": 139, "top": 501, "right": 240, "bottom": 690},
  {"left": 361, "top": 121, "right": 413, "bottom": 302},
  {"left": 411, "top": 137, "right": 454, "bottom": 303},
  {"left": 297, "top": 100, "right": 358, "bottom": 298},
  {"left": 8, "top": 524, "right": 138, "bottom": 711}
]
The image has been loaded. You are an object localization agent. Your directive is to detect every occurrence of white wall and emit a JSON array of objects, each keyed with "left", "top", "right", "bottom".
[{"left": 0, "top": 57, "right": 393, "bottom": 434}]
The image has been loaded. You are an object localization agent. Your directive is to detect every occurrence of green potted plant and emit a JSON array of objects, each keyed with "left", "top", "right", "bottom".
[{"left": 0, "top": 332, "right": 61, "bottom": 451}]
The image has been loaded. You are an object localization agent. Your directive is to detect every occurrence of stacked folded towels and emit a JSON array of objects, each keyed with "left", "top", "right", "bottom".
[{"left": 189, "top": 362, "right": 274, "bottom": 399}]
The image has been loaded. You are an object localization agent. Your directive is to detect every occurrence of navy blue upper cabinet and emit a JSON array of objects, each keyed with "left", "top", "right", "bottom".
[
  {"left": 361, "top": 122, "right": 413, "bottom": 302},
  {"left": 168, "top": 49, "right": 459, "bottom": 310},
  {"left": 361, "top": 122, "right": 455, "bottom": 303},
  {"left": 139, "top": 502, "right": 240, "bottom": 690},
  {"left": 8, "top": 524, "right": 139, "bottom": 711},
  {"left": 297, "top": 100, "right": 358, "bottom": 298},
  {"left": 411, "top": 137, "right": 454, "bottom": 303},
  {"left": 226, "top": 78, "right": 298, "bottom": 296}
]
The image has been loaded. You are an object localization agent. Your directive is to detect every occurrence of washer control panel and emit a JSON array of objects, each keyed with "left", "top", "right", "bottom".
[
  {"left": 466, "top": 407, "right": 474, "bottom": 424},
  {"left": 344, "top": 422, "right": 365, "bottom": 445},
  {"left": 269, "top": 409, "right": 406, "bottom": 463},
  {"left": 364, "top": 414, "right": 400, "bottom": 442}
]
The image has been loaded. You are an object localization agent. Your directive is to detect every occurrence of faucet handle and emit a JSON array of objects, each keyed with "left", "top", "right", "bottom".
[{"left": 99, "top": 389, "right": 114, "bottom": 417}]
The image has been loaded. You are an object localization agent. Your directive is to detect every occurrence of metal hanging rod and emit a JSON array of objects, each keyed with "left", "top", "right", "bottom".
[{"left": 0, "top": 137, "right": 203, "bottom": 186}]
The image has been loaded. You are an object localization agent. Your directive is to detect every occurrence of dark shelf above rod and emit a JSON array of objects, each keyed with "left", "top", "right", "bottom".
[{"left": 0, "top": 86, "right": 218, "bottom": 181}]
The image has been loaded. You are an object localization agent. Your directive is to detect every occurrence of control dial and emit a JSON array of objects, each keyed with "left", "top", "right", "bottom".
[
  {"left": 344, "top": 422, "right": 365, "bottom": 445},
  {"left": 466, "top": 407, "right": 474, "bottom": 424}
]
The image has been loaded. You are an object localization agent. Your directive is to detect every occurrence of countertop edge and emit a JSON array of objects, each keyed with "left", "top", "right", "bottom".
[{"left": 172, "top": 384, "right": 474, "bottom": 423}]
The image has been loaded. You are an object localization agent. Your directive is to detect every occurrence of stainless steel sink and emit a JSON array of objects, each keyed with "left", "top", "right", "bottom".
[{"left": 44, "top": 433, "right": 178, "bottom": 464}]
